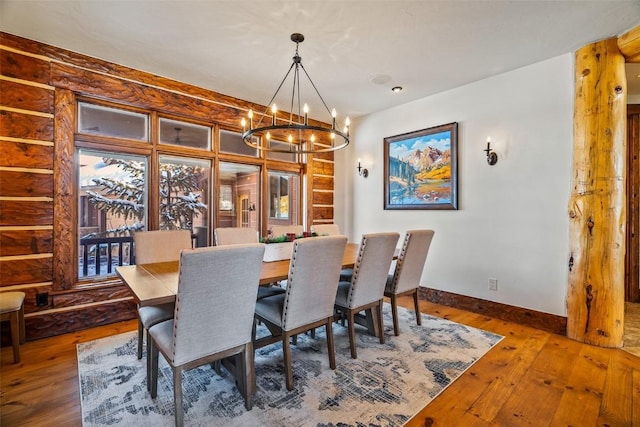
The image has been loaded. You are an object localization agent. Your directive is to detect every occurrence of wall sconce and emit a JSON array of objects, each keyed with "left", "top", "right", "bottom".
[
  {"left": 484, "top": 137, "right": 498, "bottom": 166},
  {"left": 357, "top": 158, "right": 368, "bottom": 178}
]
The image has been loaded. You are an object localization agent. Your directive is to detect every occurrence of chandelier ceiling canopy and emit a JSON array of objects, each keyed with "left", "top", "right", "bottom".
[{"left": 241, "top": 33, "right": 349, "bottom": 154}]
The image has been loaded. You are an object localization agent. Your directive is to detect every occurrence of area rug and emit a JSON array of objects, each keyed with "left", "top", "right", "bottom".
[{"left": 78, "top": 304, "right": 502, "bottom": 426}]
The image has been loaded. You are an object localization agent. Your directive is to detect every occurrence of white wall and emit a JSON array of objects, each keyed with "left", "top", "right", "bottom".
[{"left": 334, "top": 54, "right": 574, "bottom": 316}]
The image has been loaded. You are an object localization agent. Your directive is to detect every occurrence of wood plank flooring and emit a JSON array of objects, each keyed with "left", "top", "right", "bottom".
[
  {"left": 624, "top": 302, "right": 640, "bottom": 358},
  {"left": 1, "top": 297, "right": 639, "bottom": 426}
]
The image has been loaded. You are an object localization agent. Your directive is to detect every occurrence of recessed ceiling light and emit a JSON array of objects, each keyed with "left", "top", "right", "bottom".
[{"left": 391, "top": 86, "right": 403, "bottom": 93}]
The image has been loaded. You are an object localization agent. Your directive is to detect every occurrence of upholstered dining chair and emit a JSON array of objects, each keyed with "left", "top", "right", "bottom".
[
  {"left": 385, "top": 229, "right": 435, "bottom": 336},
  {"left": 310, "top": 223, "right": 340, "bottom": 236},
  {"left": 334, "top": 232, "right": 399, "bottom": 359},
  {"left": 214, "top": 226, "right": 285, "bottom": 300},
  {"left": 253, "top": 235, "right": 348, "bottom": 390},
  {"left": 270, "top": 224, "right": 304, "bottom": 238},
  {"left": 148, "top": 243, "right": 265, "bottom": 426},
  {"left": 133, "top": 229, "right": 192, "bottom": 360},
  {"left": 0, "top": 291, "right": 26, "bottom": 363},
  {"left": 214, "top": 227, "right": 259, "bottom": 246}
]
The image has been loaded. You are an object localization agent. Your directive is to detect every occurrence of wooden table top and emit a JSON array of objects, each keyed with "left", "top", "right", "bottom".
[{"left": 117, "top": 242, "right": 360, "bottom": 306}]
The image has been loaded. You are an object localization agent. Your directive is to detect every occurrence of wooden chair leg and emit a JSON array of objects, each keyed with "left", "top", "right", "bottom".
[
  {"left": 243, "top": 342, "right": 254, "bottom": 410},
  {"left": 146, "top": 335, "right": 153, "bottom": 391},
  {"left": 18, "top": 305, "right": 25, "bottom": 344},
  {"left": 413, "top": 289, "right": 422, "bottom": 326},
  {"left": 137, "top": 318, "right": 144, "bottom": 360},
  {"left": 173, "top": 368, "right": 184, "bottom": 427},
  {"left": 377, "top": 300, "right": 385, "bottom": 345},
  {"left": 10, "top": 311, "right": 20, "bottom": 363},
  {"left": 283, "top": 333, "right": 294, "bottom": 391},
  {"left": 390, "top": 295, "right": 400, "bottom": 336},
  {"left": 326, "top": 318, "right": 336, "bottom": 369},
  {"left": 150, "top": 340, "right": 159, "bottom": 398},
  {"left": 347, "top": 310, "right": 357, "bottom": 359}
]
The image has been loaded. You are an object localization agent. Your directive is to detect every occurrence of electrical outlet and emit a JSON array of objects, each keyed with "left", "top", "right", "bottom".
[
  {"left": 36, "top": 292, "right": 49, "bottom": 306},
  {"left": 488, "top": 278, "right": 498, "bottom": 291}
]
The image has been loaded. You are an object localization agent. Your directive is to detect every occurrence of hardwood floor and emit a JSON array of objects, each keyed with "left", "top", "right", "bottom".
[
  {"left": 1, "top": 297, "right": 639, "bottom": 426},
  {"left": 624, "top": 302, "right": 640, "bottom": 359}
]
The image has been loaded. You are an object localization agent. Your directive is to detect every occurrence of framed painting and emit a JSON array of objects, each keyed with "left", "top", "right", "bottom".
[{"left": 384, "top": 122, "right": 458, "bottom": 210}]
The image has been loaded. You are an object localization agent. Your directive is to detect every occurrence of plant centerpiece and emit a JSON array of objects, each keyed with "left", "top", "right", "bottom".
[
  {"left": 260, "top": 232, "right": 318, "bottom": 261},
  {"left": 259, "top": 232, "right": 317, "bottom": 244}
]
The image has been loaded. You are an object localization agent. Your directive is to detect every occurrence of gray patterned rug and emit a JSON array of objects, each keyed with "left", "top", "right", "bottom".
[{"left": 78, "top": 304, "right": 502, "bottom": 426}]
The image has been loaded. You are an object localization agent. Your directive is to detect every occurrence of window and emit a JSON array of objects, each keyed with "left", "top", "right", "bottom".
[
  {"left": 77, "top": 149, "right": 147, "bottom": 278},
  {"left": 266, "top": 139, "right": 299, "bottom": 163},
  {"left": 74, "top": 99, "right": 306, "bottom": 282},
  {"left": 158, "top": 155, "right": 210, "bottom": 247},
  {"left": 78, "top": 102, "right": 149, "bottom": 141},
  {"left": 219, "top": 129, "right": 258, "bottom": 157},
  {"left": 159, "top": 118, "right": 211, "bottom": 150},
  {"left": 268, "top": 171, "right": 300, "bottom": 227},
  {"left": 218, "top": 162, "right": 260, "bottom": 232}
]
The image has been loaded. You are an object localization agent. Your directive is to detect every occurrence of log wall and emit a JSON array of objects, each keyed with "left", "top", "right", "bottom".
[{"left": 0, "top": 32, "right": 335, "bottom": 340}]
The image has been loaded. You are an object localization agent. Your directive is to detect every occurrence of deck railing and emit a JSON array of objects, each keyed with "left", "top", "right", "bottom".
[{"left": 79, "top": 236, "right": 135, "bottom": 277}]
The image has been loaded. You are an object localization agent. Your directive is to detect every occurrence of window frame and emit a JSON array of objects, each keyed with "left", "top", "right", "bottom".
[{"left": 71, "top": 98, "right": 305, "bottom": 286}]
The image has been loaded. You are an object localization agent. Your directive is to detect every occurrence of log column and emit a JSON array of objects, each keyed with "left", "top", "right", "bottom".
[{"left": 567, "top": 38, "right": 626, "bottom": 347}]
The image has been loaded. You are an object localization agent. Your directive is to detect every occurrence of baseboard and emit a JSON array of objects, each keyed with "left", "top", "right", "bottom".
[{"left": 419, "top": 287, "right": 567, "bottom": 336}]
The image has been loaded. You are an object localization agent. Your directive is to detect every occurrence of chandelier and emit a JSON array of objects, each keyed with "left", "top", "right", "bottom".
[{"left": 241, "top": 33, "right": 350, "bottom": 154}]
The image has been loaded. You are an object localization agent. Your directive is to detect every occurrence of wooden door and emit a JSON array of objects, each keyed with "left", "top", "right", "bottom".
[{"left": 627, "top": 106, "right": 640, "bottom": 302}]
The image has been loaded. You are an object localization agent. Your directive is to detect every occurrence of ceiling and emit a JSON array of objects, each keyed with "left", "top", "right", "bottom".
[{"left": 2, "top": 1, "right": 640, "bottom": 121}]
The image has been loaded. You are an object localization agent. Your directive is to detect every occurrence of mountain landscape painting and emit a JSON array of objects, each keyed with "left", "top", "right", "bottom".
[{"left": 384, "top": 122, "right": 458, "bottom": 210}]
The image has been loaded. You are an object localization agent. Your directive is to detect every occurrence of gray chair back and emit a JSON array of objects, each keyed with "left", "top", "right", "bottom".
[
  {"left": 348, "top": 232, "right": 400, "bottom": 308},
  {"left": 214, "top": 227, "right": 259, "bottom": 245},
  {"left": 282, "top": 236, "right": 347, "bottom": 330},
  {"left": 270, "top": 225, "right": 304, "bottom": 237},
  {"left": 388, "top": 229, "right": 435, "bottom": 294},
  {"left": 310, "top": 224, "right": 340, "bottom": 236},
  {"left": 133, "top": 229, "right": 192, "bottom": 264},
  {"left": 171, "top": 244, "right": 265, "bottom": 365}
]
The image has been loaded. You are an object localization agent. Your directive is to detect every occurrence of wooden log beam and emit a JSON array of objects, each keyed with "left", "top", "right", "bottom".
[
  {"left": 567, "top": 38, "right": 626, "bottom": 347},
  {"left": 618, "top": 25, "right": 640, "bottom": 63}
]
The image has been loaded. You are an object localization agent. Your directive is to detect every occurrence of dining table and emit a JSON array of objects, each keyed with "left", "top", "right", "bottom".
[
  {"left": 116, "top": 242, "right": 360, "bottom": 307},
  {"left": 117, "top": 242, "right": 386, "bottom": 337}
]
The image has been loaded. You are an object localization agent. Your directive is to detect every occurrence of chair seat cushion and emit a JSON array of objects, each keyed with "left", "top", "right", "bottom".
[
  {"left": 148, "top": 319, "right": 175, "bottom": 359},
  {"left": 254, "top": 293, "right": 285, "bottom": 326},
  {"left": 0, "top": 292, "right": 25, "bottom": 313},
  {"left": 139, "top": 303, "right": 175, "bottom": 328},
  {"left": 257, "top": 286, "right": 286, "bottom": 300},
  {"left": 334, "top": 281, "right": 352, "bottom": 308},
  {"left": 339, "top": 268, "right": 353, "bottom": 282}
]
